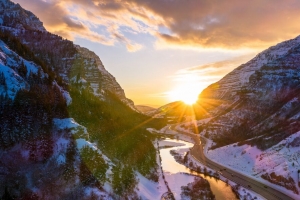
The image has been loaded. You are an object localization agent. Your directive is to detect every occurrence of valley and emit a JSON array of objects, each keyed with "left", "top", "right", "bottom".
[
  {"left": 1, "top": 0, "right": 300, "bottom": 199},
  {"left": 162, "top": 124, "right": 294, "bottom": 200}
]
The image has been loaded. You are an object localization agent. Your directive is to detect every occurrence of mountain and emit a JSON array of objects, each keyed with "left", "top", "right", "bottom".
[
  {"left": 200, "top": 34, "right": 300, "bottom": 148},
  {"left": 145, "top": 101, "right": 187, "bottom": 118},
  {"left": 146, "top": 101, "right": 210, "bottom": 124},
  {"left": 135, "top": 105, "right": 156, "bottom": 113},
  {"left": 195, "top": 35, "right": 300, "bottom": 195},
  {"left": 0, "top": 0, "right": 164, "bottom": 198},
  {"left": 0, "top": 0, "right": 45, "bottom": 31},
  {"left": 0, "top": 0, "right": 136, "bottom": 111}
]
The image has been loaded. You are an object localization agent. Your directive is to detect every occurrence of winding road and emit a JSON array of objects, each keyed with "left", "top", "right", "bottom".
[{"left": 166, "top": 125, "right": 295, "bottom": 200}]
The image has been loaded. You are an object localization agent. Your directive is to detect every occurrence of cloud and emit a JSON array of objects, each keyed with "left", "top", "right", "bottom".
[
  {"left": 138, "top": 0, "right": 300, "bottom": 49},
  {"left": 13, "top": 0, "right": 142, "bottom": 51},
  {"left": 172, "top": 54, "right": 256, "bottom": 92},
  {"left": 13, "top": 0, "right": 300, "bottom": 50},
  {"left": 186, "top": 54, "right": 255, "bottom": 72}
]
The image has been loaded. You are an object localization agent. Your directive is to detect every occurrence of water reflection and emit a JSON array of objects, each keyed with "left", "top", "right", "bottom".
[{"left": 159, "top": 139, "right": 238, "bottom": 200}]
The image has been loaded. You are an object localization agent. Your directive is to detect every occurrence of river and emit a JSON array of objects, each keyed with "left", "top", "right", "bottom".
[{"left": 159, "top": 138, "right": 238, "bottom": 200}]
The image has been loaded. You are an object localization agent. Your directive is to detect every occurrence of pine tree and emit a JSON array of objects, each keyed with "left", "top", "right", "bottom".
[
  {"left": 0, "top": 72, "right": 5, "bottom": 85},
  {"left": 19, "top": 61, "right": 27, "bottom": 78},
  {"left": 2, "top": 186, "right": 13, "bottom": 200}
]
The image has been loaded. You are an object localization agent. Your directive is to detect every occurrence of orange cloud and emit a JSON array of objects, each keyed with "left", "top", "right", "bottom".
[{"left": 13, "top": 0, "right": 300, "bottom": 50}]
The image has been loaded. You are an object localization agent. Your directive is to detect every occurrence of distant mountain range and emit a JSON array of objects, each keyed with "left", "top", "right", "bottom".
[{"left": 135, "top": 105, "right": 157, "bottom": 113}]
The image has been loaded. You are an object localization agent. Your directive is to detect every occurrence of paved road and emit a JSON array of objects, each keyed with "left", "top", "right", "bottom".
[{"left": 167, "top": 125, "right": 295, "bottom": 200}]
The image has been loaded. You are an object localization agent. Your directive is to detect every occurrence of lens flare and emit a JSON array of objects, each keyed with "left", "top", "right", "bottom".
[{"left": 168, "top": 73, "right": 202, "bottom": 105}]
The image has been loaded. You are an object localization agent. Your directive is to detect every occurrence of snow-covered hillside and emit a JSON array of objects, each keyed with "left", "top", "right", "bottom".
[
  {"left": 207, "top": 131, "right": 300, "bottom": 198},
  {"left": 201, "top": 35, "right": 300, "bottom": 100},
  {"left": 0, "top": 40, "right": 37, "bottom": 99}
]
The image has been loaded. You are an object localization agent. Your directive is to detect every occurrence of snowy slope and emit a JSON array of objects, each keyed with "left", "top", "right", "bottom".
[
  {"left": 201, "top": 35, "right": 300, "bottom": 100},
  {"left": 207, "top": 131, "right": 300, "bottom": 196},
  {"left": 0, "top": 40, "right": 71, "bottom": 104},
  {"left": 53, "top": 118, "right": 111, "bottom": 164},
  {"left": 0, "top": 40, "right": 35, "bottom": 98}
]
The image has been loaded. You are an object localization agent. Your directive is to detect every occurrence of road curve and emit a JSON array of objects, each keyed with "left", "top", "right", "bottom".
[{"left": 167, "top": 125, "right": 295, "bottom": 200}]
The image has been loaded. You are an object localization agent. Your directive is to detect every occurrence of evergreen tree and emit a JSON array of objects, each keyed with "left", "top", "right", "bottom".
[
  {"left": 1, "top": 186, "right": 13, "bottom": 200},
  {"left": 18, "top": 61, "right": 27, "bottom": 78},
  {"left": 0, "top": 72, "right": 5, "bottom": 85}
]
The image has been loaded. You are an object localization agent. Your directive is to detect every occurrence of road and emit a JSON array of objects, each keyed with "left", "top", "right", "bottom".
[{"left": 166, "top": 125, "right": 295, "bottom": 200}]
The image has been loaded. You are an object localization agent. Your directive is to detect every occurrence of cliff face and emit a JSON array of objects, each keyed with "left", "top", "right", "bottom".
[{"left": 74, "top": 46, "right": 137, "bottom": 111}]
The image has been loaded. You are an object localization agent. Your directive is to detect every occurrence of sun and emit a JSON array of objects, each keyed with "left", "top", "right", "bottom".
[
  {"left": 168, "top": 86, "right": 199, "bottom": 105},
  {"left": 168, "top": 73, "right": 202, "bottom": 105}
]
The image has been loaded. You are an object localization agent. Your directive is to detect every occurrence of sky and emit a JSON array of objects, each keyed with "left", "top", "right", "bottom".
[{"left": 13, "top": 0, "right": 300, "bottom": 107}]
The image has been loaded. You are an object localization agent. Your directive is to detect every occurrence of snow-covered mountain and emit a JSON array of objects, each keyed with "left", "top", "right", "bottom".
[
  {"left": 196, "top": 35, "right": 300, "bottom": 195},
  {"left": 201, "top": 35, "right": 300, "bottom": 100},
  {"left": 0, "top": 0, "right": 137, "bottom": 111}
]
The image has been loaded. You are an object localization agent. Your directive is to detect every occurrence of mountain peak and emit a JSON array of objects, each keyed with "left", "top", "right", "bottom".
[{"left": 0, "top": 0, "right": 46, "bottom": 32}]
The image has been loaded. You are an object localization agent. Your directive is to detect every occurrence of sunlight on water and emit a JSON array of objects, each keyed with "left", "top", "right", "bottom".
[{"left": 159, "top": 139, "right": 238, "bottom": 200}]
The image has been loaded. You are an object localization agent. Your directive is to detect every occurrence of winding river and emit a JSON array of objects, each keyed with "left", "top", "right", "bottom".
[{"left": 159, "top": 138, "right": 238, "bottom": 200}]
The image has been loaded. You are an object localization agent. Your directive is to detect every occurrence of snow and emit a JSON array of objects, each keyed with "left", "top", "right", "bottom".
[
  {"left": 56, "top": 154, "right": 66, "bottom": 164},
  {"left": 206, "top": 131, "right": 300, "bottom": 199},
  {"left": 165, "top": 173, "right": 196, "bottom": 199},
  {"left": 84, "top": 187, "right": 111, "bottom": 199},
  {"left": 53, "top": 118, "right": 112, "bottom": 167},
  {"left": 208, "top": 143, "right": 262, "bottom": 174},
  {"left": 159, "top": 140, "right": 186, "bottom": 148},
  {"left": 76, "top": 138, "right": 96, "bottom": 150},
  {"left": 53, "top": 118, "right": 87, "bottom": 132},
  {"left": 60, "top": 88, "right": 72, "bottom": 105},
  {"left": 136, "top": 172, "right": 165, "bottom": 200},
  {"left": 0, "top": 64, "right": 28, "bottom": 98},
  {"left": 52, "top": 136, "right": 70, "bottom": 165},
  {"left": 0, "top": 40, "right": 49, "bottom": 99},
  {"left": 255, "top": 132, "right": 300, "bottom": 179}
]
